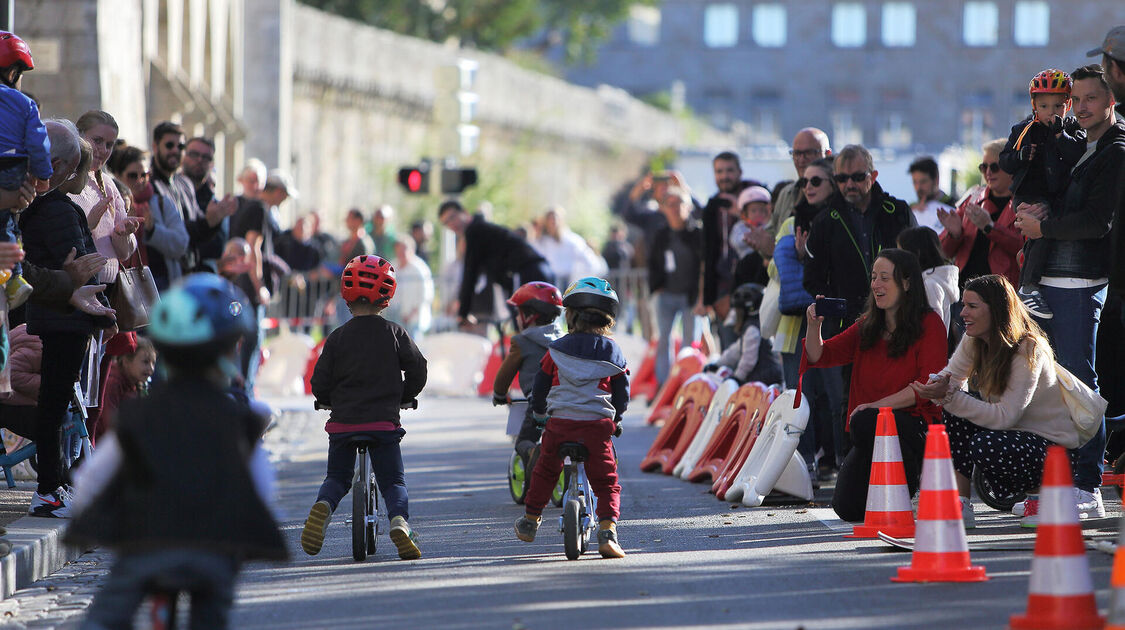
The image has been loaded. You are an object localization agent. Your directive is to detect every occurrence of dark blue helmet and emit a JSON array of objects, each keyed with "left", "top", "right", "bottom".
[{"left": 149, "top": 273, "right": 255, "bottom": 362}]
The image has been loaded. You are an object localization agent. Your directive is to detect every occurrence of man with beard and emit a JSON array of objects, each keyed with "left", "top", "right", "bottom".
[
  {"left": 180, "top": 135, "right": 236, "bottom": 272},
  {"left": 700, "top": 151, "right": 748, "bottom": 348}
]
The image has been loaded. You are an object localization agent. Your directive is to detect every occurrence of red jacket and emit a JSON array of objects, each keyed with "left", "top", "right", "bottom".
[
  {"left": 939, "top": 187, "right": 1022, "bottom": 286},
  {"left": 800, "top": 311, "right": 947, "bottom": 427}
]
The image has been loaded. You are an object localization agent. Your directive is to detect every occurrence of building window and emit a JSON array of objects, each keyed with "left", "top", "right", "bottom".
[
  {"left": 627, "top": 6, "right": 661, "bottom": 46},
  {"left": 1013, "top": 1, "right": 1049, "bottom": 47},
  {"left": 831, "top": 110, "right": 863, "bottom": 147},
  {"left": 703, "top": 4, "right": 739, "bottom": 48},
  {"left": 752, "top": 4, "right": 786, "bottom": 47},
  {"left": 878, "top": 112, "right": 912, "bottom": 149},
  {"left": 963, "top": 2, "right": 998, "bottom": 46},
  {"left": 960, "top": 108, "right": 993, "bottom": 147},
  {"left": 832, "top": 3, "right": 867, "bottom": 48},
  {"left": 881, "top": 3, "right": 916, "bottom": 47}
]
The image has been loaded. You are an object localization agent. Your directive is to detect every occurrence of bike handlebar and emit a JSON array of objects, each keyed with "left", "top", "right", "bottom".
[{"left": 315, "top": 400, "right": 418, "bottom": 411}]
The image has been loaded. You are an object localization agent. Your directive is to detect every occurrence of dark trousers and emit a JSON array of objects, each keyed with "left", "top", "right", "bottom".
[
  {"left": 315, "top": 429, "right": 409, "bottom": 520},
  {"left": 524, "top": 418, "right": 620, "bottom": 521},
  {"left": 80, "top": 549, "right": 238, "bottom": 630},
  {"left": 831, "top": 408, "right": 927, "bottom": 523},
  {"left": 34, "top": 333, "right": 88, "bottom": 495}
]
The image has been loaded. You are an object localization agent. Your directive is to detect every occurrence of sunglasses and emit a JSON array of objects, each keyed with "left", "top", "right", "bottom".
[
  {"left": 163, "top": 141, "right": 186, "bottom": 151},
  {"left": 186, "top": 150, "right": 214, "bottom": 162},
  {"left": 978, "top": 162, "right": 1001, "bottom": 174},
  {"left": 800, "top": 176, "right": 828, "bottom": 188},
  {"left": 833, "top": 172, "right": 869, "bottom": 184},
  {"left": 124, "top": 171, "right": 150, "bottom": 181}
]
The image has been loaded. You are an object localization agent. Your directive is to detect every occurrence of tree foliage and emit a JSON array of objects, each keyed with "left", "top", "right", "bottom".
[{"left": 299, "top": 0, "right": 657, "bottom": 64}]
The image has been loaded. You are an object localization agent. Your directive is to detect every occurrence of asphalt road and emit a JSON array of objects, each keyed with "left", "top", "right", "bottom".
[
  {"left": 230, "top": 395, "right": 1118, "bottom": 630},
  {"left": 3, "top": 394, "right": 1119, "bottom": 629}
]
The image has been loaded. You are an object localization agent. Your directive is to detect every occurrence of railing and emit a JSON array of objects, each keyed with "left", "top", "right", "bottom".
[{"left": 263, "top": 266, "right": 653, "bottom": 339}]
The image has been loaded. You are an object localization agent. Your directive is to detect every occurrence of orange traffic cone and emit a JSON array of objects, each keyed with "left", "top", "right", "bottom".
[
  {"left": 1009, "top": 446, "right": 1104, "bottom": 630},
  {"left": 846, "top": 407, "right": 914, "bottom": 539},
  {"left": 892, "top": 423, "right": 987, "bottom": 582},
  {"left": 1108, "top": 512, "right": 1125, "bottom": 630}
]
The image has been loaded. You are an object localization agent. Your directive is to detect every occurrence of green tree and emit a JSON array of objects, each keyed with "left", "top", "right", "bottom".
[{"left": 299, "top": 0, "right": 656, "bottom": 64}]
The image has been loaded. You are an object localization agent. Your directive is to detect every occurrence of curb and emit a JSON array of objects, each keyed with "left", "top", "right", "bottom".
[{"left": 0, "top": 516, "right": 85, "bottom": 599}]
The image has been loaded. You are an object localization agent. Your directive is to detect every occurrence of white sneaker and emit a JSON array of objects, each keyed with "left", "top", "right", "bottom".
[
  {"left": 1012, "top": 499, "right": 1028, "bottom": 516},
  {"left": 1075, "top": 487, "right": 1105, "bottom": 519},
  {"left": 959, "top": 497, "right": 976, "bottom": 529},
  {"left": 29, "top": 490, "right": 72, "bottom": 518}
]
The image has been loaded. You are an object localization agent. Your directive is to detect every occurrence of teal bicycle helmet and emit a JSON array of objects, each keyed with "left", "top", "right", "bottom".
[
  {"left": 149, "top": 273, "right": 255, "bottom": 364},
  {"left": 562, "top": 277, "right": 619, "bottom": 317}
]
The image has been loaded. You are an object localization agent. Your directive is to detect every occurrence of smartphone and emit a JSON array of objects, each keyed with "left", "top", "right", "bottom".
[{"left": 815, "top": 297, "right": 848, "bottom": 319}]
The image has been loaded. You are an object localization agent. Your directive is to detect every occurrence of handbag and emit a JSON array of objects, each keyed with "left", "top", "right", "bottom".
[
  {"left": 110, "top": 241, "right": 160, "bottom": 332},
  {"left": 1055, "top": 362, "right": 1107, "bottom": 445}
]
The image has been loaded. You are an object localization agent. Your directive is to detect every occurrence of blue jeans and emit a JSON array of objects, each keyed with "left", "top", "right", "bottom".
[
  {"left": 653, "top": 291, "right": 698, "bottom": 386},
  {"left": 1037, "top": 282, "right": 1107, "bottom": 491},
  {"left": 316, "top": 428, "right": 410, "bottom": 520},
  {"left": 81, "top": 549, "right": 238, "bottom": 630}
]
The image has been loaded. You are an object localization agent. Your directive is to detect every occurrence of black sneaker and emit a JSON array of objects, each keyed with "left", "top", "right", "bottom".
[{"left": 1018, "top": 289, "right": 1053, "bottom": 320}]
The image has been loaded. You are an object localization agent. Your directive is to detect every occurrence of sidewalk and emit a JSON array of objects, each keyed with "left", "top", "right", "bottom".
[{"left": 0, "top": 481, "right": 83, "bottom": 599}]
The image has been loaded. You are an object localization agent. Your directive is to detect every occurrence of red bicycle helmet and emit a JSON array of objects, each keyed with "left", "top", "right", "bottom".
[
  {"left": 1028, "top": 69, "right": 1071, "bottom": 96},
  {"left": 507, "top": 281, "right": 563, "bottom": 319},
  {"left": 0, "top": 32, "right": 33, "bottom": 71},
  {"left": 341, "top": 255, "right": 396, "bottom": 304}
]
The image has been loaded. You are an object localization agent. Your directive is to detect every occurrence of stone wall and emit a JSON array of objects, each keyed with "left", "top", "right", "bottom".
[{"left": 282, "top": 4, "right": 730, "bottom": 236}]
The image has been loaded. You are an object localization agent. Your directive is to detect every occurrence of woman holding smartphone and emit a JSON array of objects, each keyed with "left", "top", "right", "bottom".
[{"left": 801, "top": 248, "right": 948, "bottom": 522}]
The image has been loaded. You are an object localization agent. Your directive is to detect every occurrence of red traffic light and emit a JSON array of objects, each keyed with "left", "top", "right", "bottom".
[{"left": 397, "top": 162, "right": 431, "bottom": 194}]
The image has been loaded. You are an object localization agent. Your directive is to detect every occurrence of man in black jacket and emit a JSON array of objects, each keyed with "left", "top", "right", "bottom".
[
  {"left": 438, "top": 200, "right": 554, "bottom": 328},
  {"left": 804, "top": 144, "right": 915, "bottom": 326},
  {"left": 648, "top": 187, "right": 703, "bottom": 387}
]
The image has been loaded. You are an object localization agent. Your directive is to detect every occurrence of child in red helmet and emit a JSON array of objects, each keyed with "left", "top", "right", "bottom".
[
  {"left": 999, "top": 68, "right": 1087, "bottom": 320},
  {"left": 303, "top": 255, "right": 428, "bottom": 560},
  {"left": 0, "top": 31, "right": 51, "bottom": 307},
  {"left": 515, "top": 277, "right": 629, "bottom": 558},
  {"left": 492, "top": 281, "right": 564, "bottom": 457}
]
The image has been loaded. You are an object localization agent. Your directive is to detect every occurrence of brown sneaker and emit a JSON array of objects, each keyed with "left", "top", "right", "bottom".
[
  {"left": 514, "top": 514, "right": 541, "bottom": 542},
  {"left": 597, "top": 520, "right": 625, "bottom": 558},
  {"left": 390, "top": 516, "right": 422, "bottom": 560},
  {"left": 300, "top": 501, "right": 331, "bottom": 555}
]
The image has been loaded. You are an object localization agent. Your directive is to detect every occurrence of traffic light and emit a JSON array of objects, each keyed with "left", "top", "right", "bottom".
[
  {"left": 441, "top": 167, "right": 478, "bottom": 194},
  {"left": 397, "top": 161, "right": 431, "bottom": 194}
]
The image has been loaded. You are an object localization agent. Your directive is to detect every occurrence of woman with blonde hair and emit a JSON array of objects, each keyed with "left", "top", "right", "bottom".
[{"left": 913, "top": 274, "right": 1084, "bottom": 528}]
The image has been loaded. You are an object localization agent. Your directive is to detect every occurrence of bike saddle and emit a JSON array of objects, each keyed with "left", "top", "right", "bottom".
[
  {"left": 557, "top": 442, "right": 589, "bottom": 462},
  {"left": 345, "top": 435, "right": 381, "bottom": 449}
]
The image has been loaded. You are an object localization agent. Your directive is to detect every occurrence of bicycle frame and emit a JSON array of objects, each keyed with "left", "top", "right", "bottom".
[{"left": 559, "top": 457, "right": 597, "bottom": 537}]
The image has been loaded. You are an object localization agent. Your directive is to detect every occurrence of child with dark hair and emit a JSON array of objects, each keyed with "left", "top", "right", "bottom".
[
  {"left": 897, "top": 226, "right": 960, "bottom": 333},
  {"left": 999, "top": 68, "right": 1087, "bottom": 320},
  {"left": 303, "top": 255, "right": 428, "bottom": 560},
  {"left": 515, "top": 277, "right": 629, "bottom": 558},
  {"left": 705, "top": 283, "right": 783, "bottom": 386},
  {"left": 492, "top": 282, "right": 564, "bottom": 460},
  {"left": 0, "top": 32, "right": 51, "bottom": 306}
]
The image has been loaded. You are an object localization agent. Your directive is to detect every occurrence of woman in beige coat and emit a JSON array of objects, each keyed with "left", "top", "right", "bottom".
[{"left": 912, "top": 274, "right": 1082, "bottom": 528}]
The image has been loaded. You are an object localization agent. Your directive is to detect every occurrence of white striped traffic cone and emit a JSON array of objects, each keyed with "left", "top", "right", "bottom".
[
  {"left": 1009, "top": 445, "right": 1104, "bottom": 629},
  {"left": 1108, "top": 510, "right": 1125, "bottom": 630},
  {"left": 847, "top": 407, "right": 914, "bottom": 539},
  {"left": 892, "top": 423, "right": 986, "bottom": 582}
]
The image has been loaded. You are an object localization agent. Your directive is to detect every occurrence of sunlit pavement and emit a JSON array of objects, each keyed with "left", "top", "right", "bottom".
[{"left": 2, "top": 394, "right": 1118, "bottom": 629}]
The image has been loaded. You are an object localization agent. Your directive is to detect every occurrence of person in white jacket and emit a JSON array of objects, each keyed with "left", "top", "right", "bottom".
[
  {"left": 532, "top": 206, "right": 606, "bottom": 288},
  {"left": 898, "top": 226, "right": 960, "bottom": 333}
]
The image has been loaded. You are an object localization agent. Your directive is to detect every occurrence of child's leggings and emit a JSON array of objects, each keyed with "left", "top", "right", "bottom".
[{"left": 524, "top": 417, "right": 620, "bottom": 521}]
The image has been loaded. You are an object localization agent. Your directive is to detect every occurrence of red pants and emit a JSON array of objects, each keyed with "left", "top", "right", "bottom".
[{"left": 524, "top": 418, "right": 620, "bottom": 521}]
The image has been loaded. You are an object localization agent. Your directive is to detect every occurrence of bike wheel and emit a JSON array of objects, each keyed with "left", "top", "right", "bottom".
[
  {"left": 509, "top": 451, "right": 528, "bottom": 504},
  {"left": 973, "top": 466, "right": 1025, "bottom": 512},
  {"left": 366, "top": 474, "right": 377, "bottom": 554},
  {"left": 352, "top": 452, "right": 368, "bottom": 562},
  {"left": 563, "top": 499, "right": 581, "bottom": 560},
  {"left": 551, "top": 469, "right": 567, "bottom": 507}
]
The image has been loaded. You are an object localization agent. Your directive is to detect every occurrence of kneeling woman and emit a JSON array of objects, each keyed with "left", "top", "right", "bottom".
[
  {"left": 802, "top": 249, "right": 947, "bottom": 522},
  {"left": 912, "top": 274, "right": 1083, "bottom": 528}
]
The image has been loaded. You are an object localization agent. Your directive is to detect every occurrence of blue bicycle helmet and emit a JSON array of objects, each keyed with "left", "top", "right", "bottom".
[
  {"left": 149, "top": 273, "right": 255, "bottom": 362},
  {"left": 562, "top": 276, "right": 619, "bottom": 317}
]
